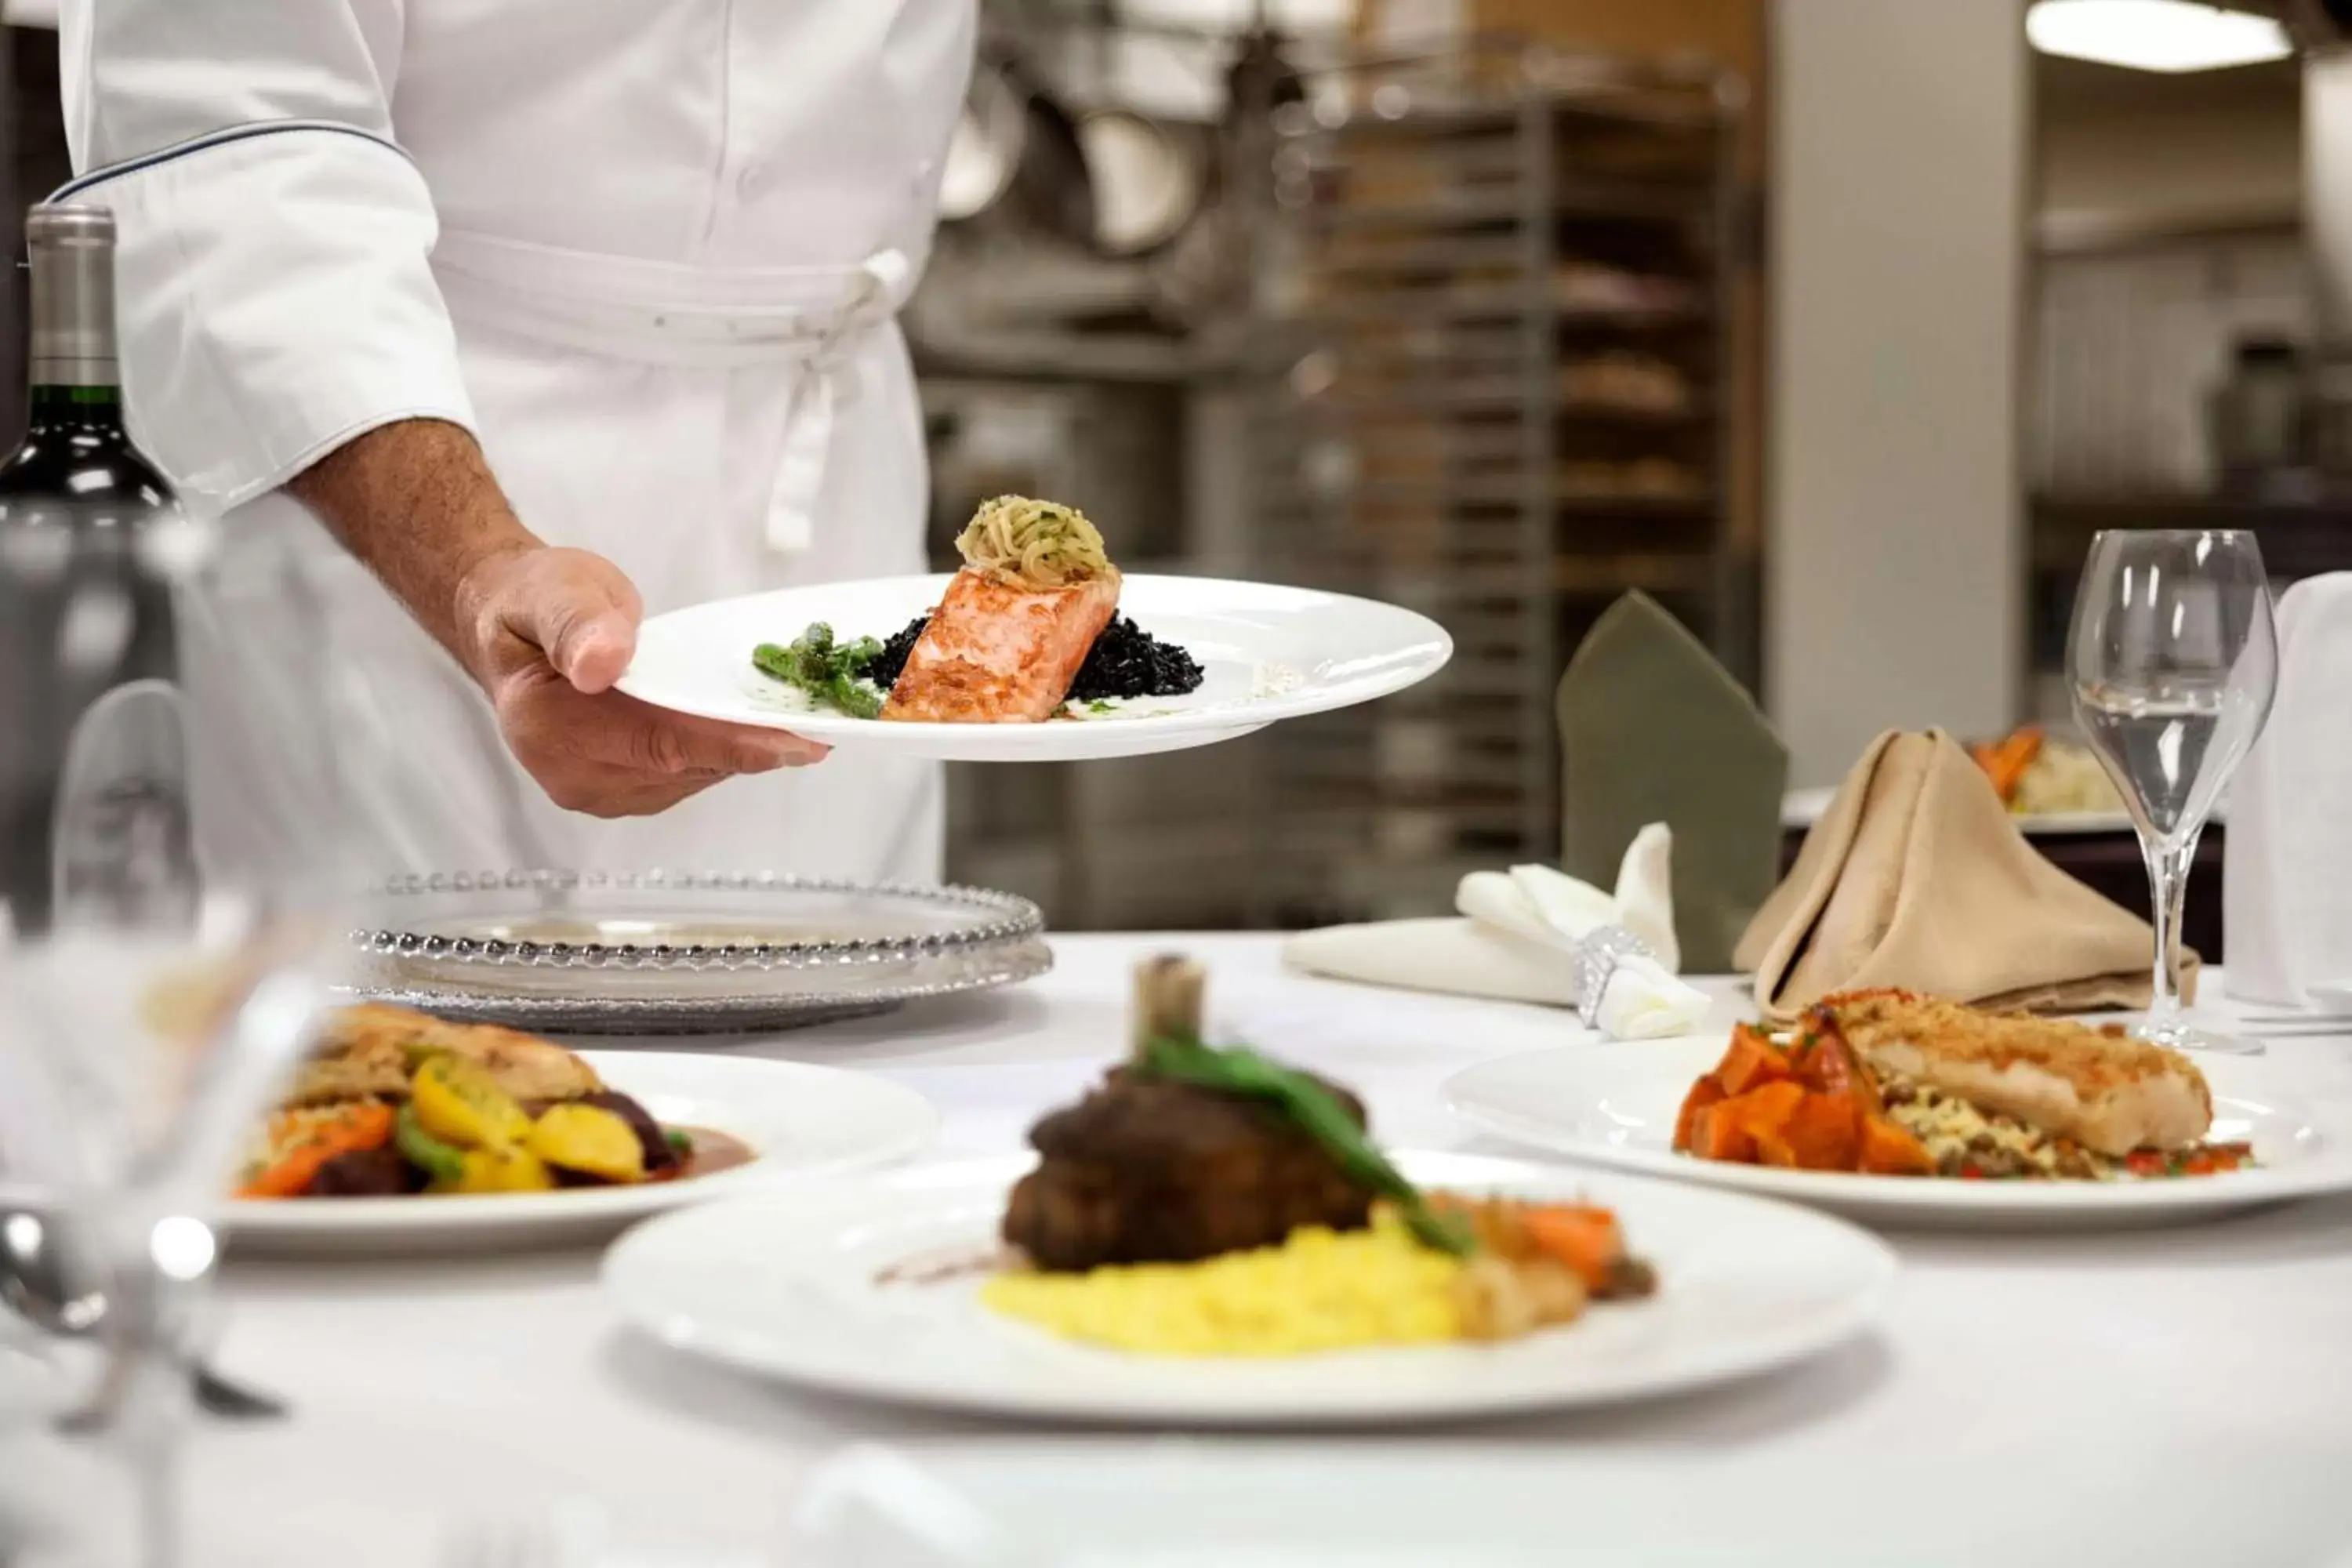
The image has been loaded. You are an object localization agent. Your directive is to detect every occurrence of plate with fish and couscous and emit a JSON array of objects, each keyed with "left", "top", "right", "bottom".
[{"left": 1446, "top": 993, "right": 2352, "bottom": 1229}]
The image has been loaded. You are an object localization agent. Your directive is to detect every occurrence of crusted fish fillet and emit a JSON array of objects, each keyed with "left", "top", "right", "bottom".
[
  {"left": 1820, "top": 991, "right": 2211, "bottom": 1156},
  {"left": 881, "top": 567, "right": 1120, "bottom": 723},
  {"left": 286, "top": 1004, "right": 602, "bottom": 1108}
]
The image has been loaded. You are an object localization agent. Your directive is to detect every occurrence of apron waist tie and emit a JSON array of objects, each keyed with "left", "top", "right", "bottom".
[
  {"left": 762, "top": 249, "right": 908, "bottom": 553},
  {"left": 431, "top": 230, "right": 911, "bottom": 556}
]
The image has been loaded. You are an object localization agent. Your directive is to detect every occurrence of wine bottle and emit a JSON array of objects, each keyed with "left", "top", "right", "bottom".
[{"left": 0, "top": 203, "right": 195, "bottom": 940}]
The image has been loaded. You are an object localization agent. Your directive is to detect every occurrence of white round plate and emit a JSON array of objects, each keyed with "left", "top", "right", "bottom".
[
  {"left": 223, "top": 1052, "right": 937, "bottom": 1255},
  {"left": 615, "top": 573, "right": 1453, "bottom": 762},
  {"left": 1446, "top": 1034, "right": 2352, "bottom": 1229},
  {"left": 601, "top": 1150, "right": 1894, "bottom": 1426}
]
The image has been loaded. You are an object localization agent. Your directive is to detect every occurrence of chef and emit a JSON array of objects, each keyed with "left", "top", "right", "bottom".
[{"left": 49, "top": 1, "right": 972, "bottom": 880}]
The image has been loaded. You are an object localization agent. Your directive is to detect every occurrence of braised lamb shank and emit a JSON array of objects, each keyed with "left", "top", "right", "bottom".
[{"left": 1000, "top": 955, "right": 1374, "bottom": 1271}]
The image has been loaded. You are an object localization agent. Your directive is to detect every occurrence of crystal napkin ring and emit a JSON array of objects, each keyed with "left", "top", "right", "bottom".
[{"left": 1572, "top": 924, "right": 1656, "bottom": 1029}]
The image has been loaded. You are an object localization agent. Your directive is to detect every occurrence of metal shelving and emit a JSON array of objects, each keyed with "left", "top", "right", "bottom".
[{"left": 1241, "top": 42, "right": 1752, "bottom": 925}]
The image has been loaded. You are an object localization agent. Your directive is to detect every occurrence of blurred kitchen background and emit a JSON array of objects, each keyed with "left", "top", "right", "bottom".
[{"left": 2, "top": 0, "right": 2341, "bottom": 932}]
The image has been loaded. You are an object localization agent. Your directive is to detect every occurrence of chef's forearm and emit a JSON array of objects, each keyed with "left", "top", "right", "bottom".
[{"left": 288, "top": 417, "right": 543, "bottom": 676}]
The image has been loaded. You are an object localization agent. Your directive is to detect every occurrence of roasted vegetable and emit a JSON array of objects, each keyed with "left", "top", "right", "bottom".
[
  {"left": 1715, "top": 1025, "right": 1791, "bottom": 1097},
  {"left": 569, "top": 1091, "right": 683, "bottom": 1174},
  {"left": 1859, "top": 1115, "right": 1938, "bottom": 1175},
  {"left": 238, "top": 1102, "right": 396, "bottom": 1199},
  {"left": 1675, "top": 1026, "right": 1938, "bottom": 1178},
  {"left": 1451, "top": 1253, "right": 1586, "bottom": 1341},
  {"left": 1519, "top": 1205, "right": 1628, "bottom": 1293},
  {"left": 1970, "top": 725, "right": 2045, "bottom": 804},
  {"left": 752, "top": 623, "right": 886, "bottom": 719},
  {"left": 394, "top": 1103, "right": 468, "bottom": 1186},
  {"left": 410, "top": 1054, "right": 533, "bottom": 1150},
  {"left": 448, "top": 1143, "right": 556, "bottom": 1195},
  {"left": 528, "top": 1103, "right": 647, "bottom": 1184},
  {"left": 304, "top": 1145, "right": 415, "bottom": 1198}
]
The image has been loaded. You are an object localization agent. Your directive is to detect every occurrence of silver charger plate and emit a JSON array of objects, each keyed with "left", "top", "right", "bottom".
[{"left": 343, "top": 870, "right": 1051, "bottom": 1035}]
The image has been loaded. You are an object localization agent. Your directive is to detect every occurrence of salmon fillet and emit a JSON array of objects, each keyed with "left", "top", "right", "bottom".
[
  {"left": 1820, "top": 991, "right": 2212, "bottom": 1156},
  {"left": 881, "top": 566, "right": 1121, "bottom": 723}
]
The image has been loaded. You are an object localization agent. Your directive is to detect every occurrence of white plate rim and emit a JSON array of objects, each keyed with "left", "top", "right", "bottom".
[
  {"left": 613, "top": 572, "right": 1454, "bottom": 753},
  {"left": 600, "top": 1150, "right": 1898, "bottom": 1426},
  {"left": 216, "top": 1051, "right": 938, "bottom": 1240},
  {"left": 1443, "top": 1036, "right": 2352, "bottom": 1219}
]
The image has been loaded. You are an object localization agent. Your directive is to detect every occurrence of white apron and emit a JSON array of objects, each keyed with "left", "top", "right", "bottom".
[{"left": 54, "top": 0, "right": 973, "bottom": 884}]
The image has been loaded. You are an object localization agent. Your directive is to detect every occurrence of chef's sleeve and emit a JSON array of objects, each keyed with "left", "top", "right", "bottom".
[{"left": 53, "top": 0, "right": 475, "bottom": 516}]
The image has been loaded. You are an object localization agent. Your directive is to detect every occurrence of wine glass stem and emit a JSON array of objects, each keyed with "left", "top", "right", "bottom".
[
  {"left": 128, "top": 1396, "right": 183, "bottom": 1568},
  {"left": 99, "top": 1214, "right": 196, "bottom": 1568},
  {"left": 2140, "top": 829, "right": 2200, "bottom": 1029}
]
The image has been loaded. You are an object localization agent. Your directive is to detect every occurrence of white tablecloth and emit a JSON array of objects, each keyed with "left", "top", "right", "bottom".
[{"left": 13, "top": 935, "right": 2352, "bottom": 1565}]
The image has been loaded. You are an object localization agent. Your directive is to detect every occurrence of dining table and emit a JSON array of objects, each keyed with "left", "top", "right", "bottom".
[{"left": 9, "top": 931, "right": 2352, "bottom": 1566}]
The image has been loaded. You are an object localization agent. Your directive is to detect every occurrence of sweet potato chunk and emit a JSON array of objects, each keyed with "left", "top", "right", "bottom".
[
  {"left": 1674, "top": 1075, "right": 1727, "bottom": 1152},
  {"left": 1859, "top": 1115, "right": 1937, "bottom": 1177},
  {"left": 1689, "top": 1102, "right": 1757, "bottom": 1163},
  {"left": 1715, "top": 1025, "right": 1791, "bottom": 1097},
  {"left": 1771, "top": 1091, "right": 1864, "bottom": 1171}
]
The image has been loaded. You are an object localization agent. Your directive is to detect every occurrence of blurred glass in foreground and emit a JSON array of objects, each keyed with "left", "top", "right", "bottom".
[{"left": 0, "top": 202, "right": 355, "bottom": 1566}]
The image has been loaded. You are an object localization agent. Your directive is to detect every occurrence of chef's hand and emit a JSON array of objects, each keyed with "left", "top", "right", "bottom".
[
  {"left": 458, "top": 546, "right": 829, "bottom": 817},
  {"left": 292, "top": 419, "right": 825, "bottom": 818}
]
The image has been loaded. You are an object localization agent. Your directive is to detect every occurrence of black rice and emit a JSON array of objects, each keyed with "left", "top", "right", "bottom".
[
  {"left": 858, "top": 612, "right": 1203, "bottom": 705},
  {"left": 865, "top": 614, "right": 931, "bottom": 692}
]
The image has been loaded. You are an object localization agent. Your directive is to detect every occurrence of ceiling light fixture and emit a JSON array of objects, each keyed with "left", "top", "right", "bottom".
[{"left": 2027, "top": 0, "right": 2294, "bottom": 72}]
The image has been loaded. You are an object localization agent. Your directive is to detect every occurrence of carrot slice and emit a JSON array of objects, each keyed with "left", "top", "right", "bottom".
[
  {"left": 238, "top": 1102, "right": 396, "bottom": 1199},
  {"left": 1974, "top": 725, "right": 2045, "bottom": 804},
  {"left": 1522, "top": 1204, "right": 1625, "bottom": 1290}
]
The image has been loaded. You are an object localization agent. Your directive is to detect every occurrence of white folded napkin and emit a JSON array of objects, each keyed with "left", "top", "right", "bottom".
[
  {"left": 1282, "top": 825, "right": 1711, "bottom": 1039},
  {"left": 2225, "top": 573, "right": 2352, "bottom": 1007}
]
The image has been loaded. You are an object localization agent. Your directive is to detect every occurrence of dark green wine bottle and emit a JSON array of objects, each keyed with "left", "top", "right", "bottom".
[{"left": 0, "top": 204, "right": 192, "bottom": 939}]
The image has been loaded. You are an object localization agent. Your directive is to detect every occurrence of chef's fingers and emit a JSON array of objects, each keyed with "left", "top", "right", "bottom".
[
  {"left": 501, "top": 677, "right": 825, "bottom": 782},
  {"left": 601, "top": 695, "right": 830, "bottom": 777},
  {"left": 496, "top": 547, "right": 644, "bottom": 695}
]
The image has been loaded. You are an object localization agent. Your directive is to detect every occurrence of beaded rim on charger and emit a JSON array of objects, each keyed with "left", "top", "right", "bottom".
[{"left": 350, "top": 869, "right": 1045, "bottom": 974}]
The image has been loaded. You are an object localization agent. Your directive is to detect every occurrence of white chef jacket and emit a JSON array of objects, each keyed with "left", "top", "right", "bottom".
[{"left": 51, "top": 2, "right": 973, "bottom": 884}]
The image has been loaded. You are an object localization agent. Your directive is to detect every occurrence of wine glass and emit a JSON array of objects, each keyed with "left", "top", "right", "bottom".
[
  {"left": 1, "top": 516, "right": 360, "bottom": 1559},
  {"left": 2067, "top": 530, "right": 2278, "bottom": 1054}
]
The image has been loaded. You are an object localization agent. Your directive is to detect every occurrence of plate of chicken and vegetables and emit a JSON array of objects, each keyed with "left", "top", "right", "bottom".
[{"left": 223, "top": 1004, "right": 936, "bottom": 1252}]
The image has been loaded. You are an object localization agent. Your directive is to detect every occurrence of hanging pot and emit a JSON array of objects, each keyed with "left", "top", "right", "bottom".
[
  {"left": 1074, "top": 108, "right": 1209, "bottom": 260},
  {"left": 938, "top": 49, "right": 1098, "bottom": 252}
]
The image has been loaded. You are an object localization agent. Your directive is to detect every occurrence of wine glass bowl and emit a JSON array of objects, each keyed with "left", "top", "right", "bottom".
[{"left": 2067, "top": 529, "right": 2278, "bottom": 1054}]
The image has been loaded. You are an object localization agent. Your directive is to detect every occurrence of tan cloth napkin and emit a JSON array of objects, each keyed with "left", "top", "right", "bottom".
[{"left": 1735, "top": 729, "right": 2190, "bottom": 1021}]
